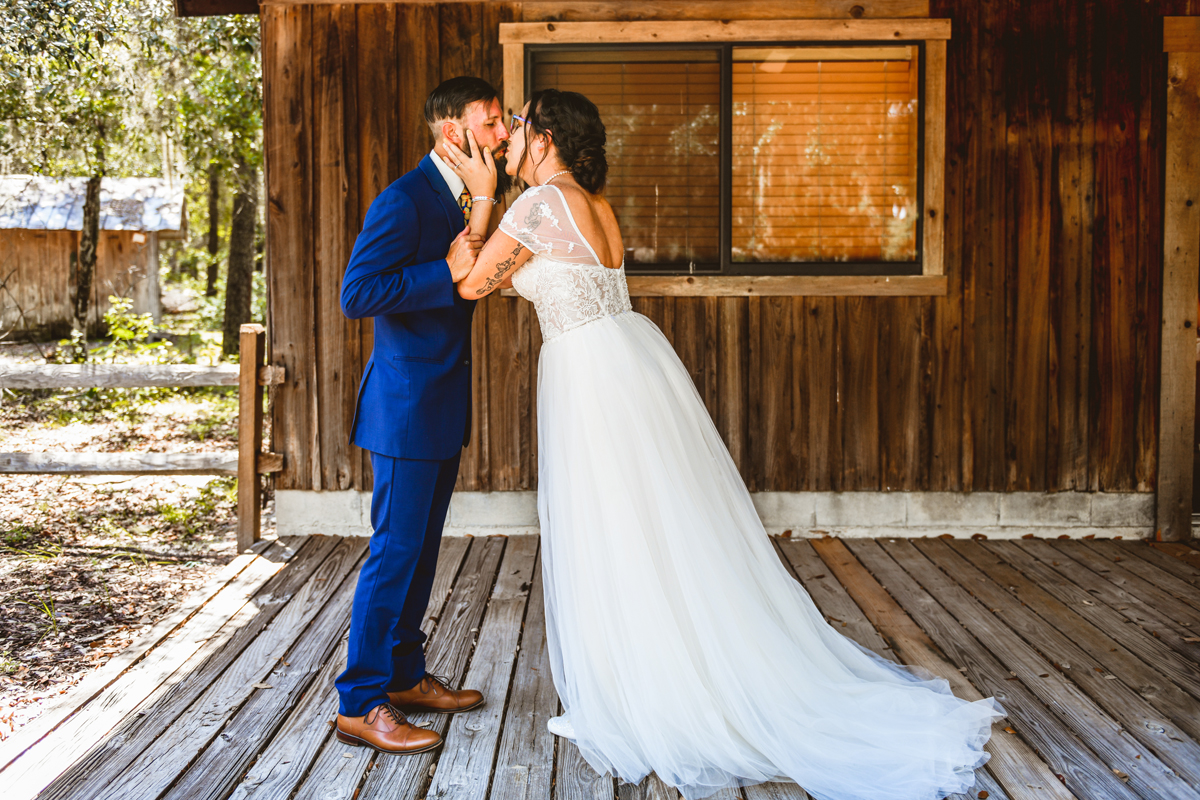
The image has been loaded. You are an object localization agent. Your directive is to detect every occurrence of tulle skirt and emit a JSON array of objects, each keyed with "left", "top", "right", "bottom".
[{"left": 534, "top": 311, "right": 1004, "bottom": 800}]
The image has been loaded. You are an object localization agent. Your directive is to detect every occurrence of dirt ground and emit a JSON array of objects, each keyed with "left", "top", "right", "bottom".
[{"left": 0, "top": 341, "right": 275, "bottom": 741}]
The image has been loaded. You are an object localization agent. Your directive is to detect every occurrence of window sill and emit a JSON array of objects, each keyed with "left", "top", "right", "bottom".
[{"left": 500, "top": 274, "right": 947, "bottom": 298}]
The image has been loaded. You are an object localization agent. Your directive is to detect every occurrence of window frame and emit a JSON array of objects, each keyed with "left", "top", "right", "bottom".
[
  {"left": 529, "top": 41, "right": 925, "bottom": 277},
  {"left": 500, "top": 19, "right": 950, "bottom": 297}
]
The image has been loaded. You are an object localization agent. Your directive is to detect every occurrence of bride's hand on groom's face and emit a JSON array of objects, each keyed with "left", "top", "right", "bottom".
[
  {"left": 447, "top": 228, "right": 484, "bottom": 283},
  {"left": 446, "top": 130, "right": 497, "bottom": 199}
]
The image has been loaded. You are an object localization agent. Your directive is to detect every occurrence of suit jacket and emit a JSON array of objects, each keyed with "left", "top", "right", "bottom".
[{"left": 341, "top": 154, "right": 475, "bottom": 461}]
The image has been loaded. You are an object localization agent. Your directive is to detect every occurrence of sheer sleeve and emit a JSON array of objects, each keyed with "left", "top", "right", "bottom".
[{"left": 498, "top": 185, "right": 603, "bottom": 267}]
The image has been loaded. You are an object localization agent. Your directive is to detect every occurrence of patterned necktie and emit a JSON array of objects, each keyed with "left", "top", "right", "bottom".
[{"left": 458, "top": 186, "right": 472, "bottom": 223}]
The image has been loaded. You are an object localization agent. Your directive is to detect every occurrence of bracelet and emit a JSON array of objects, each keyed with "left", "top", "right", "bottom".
[{"left": 470, "top": 195, "right": 496, "bottom": 204}]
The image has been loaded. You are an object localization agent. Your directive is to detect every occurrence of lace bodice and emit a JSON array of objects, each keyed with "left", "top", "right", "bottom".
[{"left": 499, "top": 185, "right": 632, "bottom": 341}]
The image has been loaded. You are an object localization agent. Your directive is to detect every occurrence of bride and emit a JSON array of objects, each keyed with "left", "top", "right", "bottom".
[{"left": 443, "top": 89, "right": 1003, "bottom": 800}]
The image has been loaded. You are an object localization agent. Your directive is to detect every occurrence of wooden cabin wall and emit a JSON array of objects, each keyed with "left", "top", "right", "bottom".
[
  {"left": 262, "top": 0, "right": 1196, "bottom": 495},
  {"left": 0, "top": 230, "right": 73, "bottom": 337},
  {"left": 0, "top": 229, "right": 154, "bottom": 337}
]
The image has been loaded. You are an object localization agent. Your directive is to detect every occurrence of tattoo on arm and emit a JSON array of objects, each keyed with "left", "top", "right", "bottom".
[{"left": 476, "top": 243, "right": 525, "bottom": 296}]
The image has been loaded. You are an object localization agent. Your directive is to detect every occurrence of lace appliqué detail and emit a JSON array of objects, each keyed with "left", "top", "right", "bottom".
[{"left": 500, "top": 186, "right": 633, "bottom": 342}]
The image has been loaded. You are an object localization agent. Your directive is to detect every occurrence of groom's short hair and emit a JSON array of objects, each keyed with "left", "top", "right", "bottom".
[{"left": 425, "top": 76, "right": 501, "bottom": 139}]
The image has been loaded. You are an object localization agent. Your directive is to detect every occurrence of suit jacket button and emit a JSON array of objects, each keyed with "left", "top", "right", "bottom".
[{"left": 463, "top": 359, "right": 470, "bottom": 365}]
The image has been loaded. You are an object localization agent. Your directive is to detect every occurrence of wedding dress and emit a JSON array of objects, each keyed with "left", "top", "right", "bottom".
[{"left": 500, "top": 185, "right": 1003, "bottom": 800}]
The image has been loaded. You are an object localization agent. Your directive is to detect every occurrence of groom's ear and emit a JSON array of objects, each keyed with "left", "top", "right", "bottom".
[{"left": 441, "top": 120, "right": 461, "bottom": 146}]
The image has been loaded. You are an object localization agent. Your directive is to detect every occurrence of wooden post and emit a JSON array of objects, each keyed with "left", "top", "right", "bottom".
[
  {"left": 238, "top": 323, "right": 266, "bottom": 552},
  {"left": 1158, "top": 19, "right": 1200, "bottom": 542}
]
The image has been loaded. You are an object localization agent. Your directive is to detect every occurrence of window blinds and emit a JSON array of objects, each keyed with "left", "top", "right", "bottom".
[
  {"left": 532, "top": 52, "right": 721, "bottom": 268},
  {"left": 531, "top": 45, "right": 920, "bottom": 268},
  {"left": 731, "top": 47, "right": 919, "bottom": 263}
]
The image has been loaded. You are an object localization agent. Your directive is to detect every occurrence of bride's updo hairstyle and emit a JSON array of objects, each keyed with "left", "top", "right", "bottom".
[{"left": 520, "top": 88, "right": 608, "bottom": 193}]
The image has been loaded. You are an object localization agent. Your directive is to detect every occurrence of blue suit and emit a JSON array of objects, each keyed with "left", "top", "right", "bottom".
[{"left": 335, "top": 155, "right": 475, "bottom": 717}]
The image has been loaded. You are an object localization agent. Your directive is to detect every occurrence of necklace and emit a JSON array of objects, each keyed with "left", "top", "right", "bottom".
[{"left": 542, "top": 170, "right": 572, "bottom": 186}]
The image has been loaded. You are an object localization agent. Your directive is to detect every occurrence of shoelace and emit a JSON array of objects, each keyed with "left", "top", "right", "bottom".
[
  {"left": 365, "top": 703, "right": 408, "bottom": 728},
  {"left": 422, "top": 672, "right": 455, "bottom": 696}
]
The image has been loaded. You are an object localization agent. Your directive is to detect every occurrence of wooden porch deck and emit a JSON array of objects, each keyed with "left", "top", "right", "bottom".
[{"left": 2, "top": 534, "right": 1200, "bottom": 800}]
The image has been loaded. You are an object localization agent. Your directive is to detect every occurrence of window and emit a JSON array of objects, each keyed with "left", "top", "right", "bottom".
[
  {"left": 532, "top": 51, "right": 721, "bottom": 269},
  {"left": 531, "top": 44, "right": 920, "bottom": 275},
  {"left": 731, "top": 47, "right": 919, "bottom": 267},
  {"left": 503, "top": 20, "right": 948, "bottom": 294}
]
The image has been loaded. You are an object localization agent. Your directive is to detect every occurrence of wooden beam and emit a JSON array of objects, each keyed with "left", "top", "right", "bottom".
[
  {"left": 238, "top": 324, "right": 266, "bottom": 552},
  {"left": 1165, "top": 17, "right": 1200, "bottom": 53},
  {"left": 922, "top": 39, "right": 946, "bottom": 276},
  {"left": 503, "top": 42, "right": 525, "bottom": 210},
  {"left": 0, "top": 452, "right": 282, "bottom": 475},
  {"left": 0, "top": 452, "right": 239, "bottom": 475},
  {"left": 173, "top": 0, "right": 256, "bottom": 16},
  {"left": 500, "top": 18, "right": 951, "bottom": 44},
  {"left": 503, "top": 275, "right": 946, "bottom": 297},
  {"left": 1157, "top": 52, "right": 1200, "bottom": 542},
  {"left": 520, "top": 1, "right": 932, "bottom": 22},
  {"left": 252, "top": 0, "right": 932, "bottom": 13},
  {"left": 0, "top": 363, "right": 240, "bottom": 389},
  {"left": 0, "top": 363, "right": 283, "bottom": 389}
]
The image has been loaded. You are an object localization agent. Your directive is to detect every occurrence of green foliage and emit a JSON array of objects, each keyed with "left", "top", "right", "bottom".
[
  {"left": 186, "top": 391, "right": 237, "bottom": 441},
  {"left": 154, "top": 476, "right": 235, "bottom": 539},
  {"left": 2, "top": 1, "right": 266, "bottom": 345},
  {"left": 93, "top": 296, "right": 174, "bottom": 364},
  {"left": 17, "top": 594, "right": 60, "bottom": 638}
]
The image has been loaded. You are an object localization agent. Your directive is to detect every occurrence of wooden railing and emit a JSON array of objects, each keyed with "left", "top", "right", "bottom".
[{"left": 0, "top": 323, "right": 284, "bottom": 552}]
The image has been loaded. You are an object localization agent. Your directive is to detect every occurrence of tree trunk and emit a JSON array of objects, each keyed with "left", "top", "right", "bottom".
[
  {"left": 222, "top": 159, "right": 258, "bottom": 358},
  {"left": 71, "top": 174, "right": 102, "bottom": 359},
  {"left": 205, "top": 163, "right": 220, "bottom": 296}
]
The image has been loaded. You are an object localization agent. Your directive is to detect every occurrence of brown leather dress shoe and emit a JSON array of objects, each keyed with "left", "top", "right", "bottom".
[
  {"left": 336, "top": 703, "right": 442, "bottom": 754},
  {"left": 387, "top": 673, "right": 484, "bottom": 714}
]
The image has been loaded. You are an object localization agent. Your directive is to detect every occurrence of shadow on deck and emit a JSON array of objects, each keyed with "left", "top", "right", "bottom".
[{"left": 2, "top": 534, "right": 1199, "bottom": 800}]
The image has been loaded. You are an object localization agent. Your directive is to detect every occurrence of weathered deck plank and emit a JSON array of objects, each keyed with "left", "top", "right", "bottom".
[
  {"left": 1115, "top": 540, "right": 1200, "bottom": 590},
  {"left": 1022, "top": 540, "right": 1200, "bottom": 662},
  {"left": 742, "top": 781, "right": 809, "bottom": 800},
  {"left": 840, "top": 538, "right": 1131, "bottom": 800},
  {"left": 618, "top": 774, "right": 681, "bottom": 800},
  {"left": 811, "top": 538, "right": 1076, "bottom": 800},
  {"left": 984, "top": 541, "right": 1200, "bottom": 700},
  {"left": 948, "top": 538, "right": 1200, "bottom": 747},
  {"left": 914, "top": 538, "right": 1200, "bottom": 786},
  {"left": 227, "top": 536, "right": 469, "bottom": 800},
  {"left": 91, "top": 536, "right": 364, "bottom": 800},
  {"left": 163, "top": 543, "right": 370, "bottom": 800},
  {"left": 1091, "top": 539, "right": 1200, "bottom": 608},
  {"left": 426, "top": 535, "right": 539, "bottom": 800},
  {"left": 19, "top": 533, "right": 1200, "bottom": 800},
  {"left": 0, "top": 540, "right": 295, "bottom": 795},
  {"left": 1059, "top": 540, "right": 1200, "bottom": 630},
  {"left": 776, "top": 538, "right": 892, "bottom": 656},
  {"left": 557, "top": 739, "right": 616, "bottom": 800},
  {"left": 490, "top": 555, "right": 560, "bottom": 800},
  {"left": 881, "top": 539, "right": 1197, "bottom": 800},
  {"left": 778, "top": 539, "right": 1004, "bottom": 800},
  {"left": 35, "top": 535, "right": 341, "bottom": 800},
  {"left": 354, "top": 535, "right": 507, "bottom": 800}
]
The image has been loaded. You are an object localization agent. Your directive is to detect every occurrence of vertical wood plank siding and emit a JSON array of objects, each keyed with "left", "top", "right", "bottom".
[{"left": 262, "top": 0, "right": 1186, "bottom": 493}]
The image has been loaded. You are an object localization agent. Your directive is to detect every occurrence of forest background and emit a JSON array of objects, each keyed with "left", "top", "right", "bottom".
[
  {"left": 2, "top": 0, "right": 264, "bottom": 357},
  {"left": 0, "top": 0, "right": 269, "bottom": 736}
]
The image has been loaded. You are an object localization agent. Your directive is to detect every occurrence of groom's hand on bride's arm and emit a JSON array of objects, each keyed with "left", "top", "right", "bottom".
[{"left": 447, "top": 228, "right": 484, "bottom": 283}]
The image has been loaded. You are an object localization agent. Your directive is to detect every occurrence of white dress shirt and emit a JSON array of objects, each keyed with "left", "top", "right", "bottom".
[{"left": 430, "top": 148, "right": 465, "bottom": 199}]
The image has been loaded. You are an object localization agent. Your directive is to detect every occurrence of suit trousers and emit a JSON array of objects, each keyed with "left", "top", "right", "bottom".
[{"left": 335, "top": 450, "right": 460, "bottom": 717}]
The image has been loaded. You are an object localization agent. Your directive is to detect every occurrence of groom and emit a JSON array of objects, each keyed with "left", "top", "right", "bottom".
[{"left": 334, "top": 76, "right": 510, "bottom": 754}]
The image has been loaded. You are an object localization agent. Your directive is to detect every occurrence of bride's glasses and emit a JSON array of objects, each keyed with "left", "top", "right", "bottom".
[{"left": 509, "top": 114, "right": 529, "bottom": 134}]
